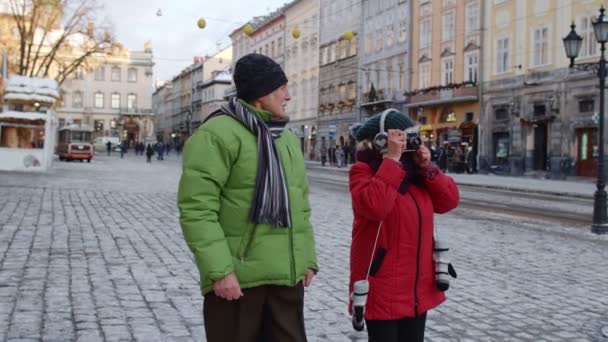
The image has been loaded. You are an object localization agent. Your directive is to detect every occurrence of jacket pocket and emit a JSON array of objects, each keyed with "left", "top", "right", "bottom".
[{"left": 369, "top": 247, "right": 387, "bottom": 277}]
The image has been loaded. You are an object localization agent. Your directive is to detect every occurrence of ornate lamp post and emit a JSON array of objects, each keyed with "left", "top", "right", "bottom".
[{"left": 563, "top": 6, "right": 608, "bottom": 234}]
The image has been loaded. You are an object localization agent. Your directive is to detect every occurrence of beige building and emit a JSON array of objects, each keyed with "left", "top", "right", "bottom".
[
  {"left": 284, "top": 0, "right": 320, "bottom": 157},
  {"left": 408, "top": 0, "right": 482, "bottom": 173},
  {"left": 481, "top": 0, "right": 603, "bottom": 178},
  {"left": 57, "top": 42, "right": 155, "bottom": 144}
]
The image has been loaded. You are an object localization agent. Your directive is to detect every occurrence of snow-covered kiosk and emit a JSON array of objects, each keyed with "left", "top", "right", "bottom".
[{"left": 0, "top": 75, "right": 59, "bottom": 171}]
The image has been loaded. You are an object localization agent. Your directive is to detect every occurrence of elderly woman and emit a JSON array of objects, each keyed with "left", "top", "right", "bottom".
[{"left": 348, "top": 109, "right": 460, "bottom": 342}]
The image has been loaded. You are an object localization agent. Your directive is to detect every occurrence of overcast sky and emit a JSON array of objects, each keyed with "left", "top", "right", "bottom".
[{"left": 101, "top": 0, "right": 287, "bottom": 82}]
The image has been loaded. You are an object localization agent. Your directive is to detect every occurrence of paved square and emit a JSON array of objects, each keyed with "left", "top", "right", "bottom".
[{"left": 0, "top": 155, "right": 607, "bottom": 341}]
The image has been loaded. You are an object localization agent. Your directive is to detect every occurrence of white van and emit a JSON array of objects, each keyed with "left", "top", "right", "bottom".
[{"left": 93, "top": 136, "right": 121, "bottom": 152}]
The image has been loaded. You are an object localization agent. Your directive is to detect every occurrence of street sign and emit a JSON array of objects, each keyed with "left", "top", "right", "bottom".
[
  {"left": 592, "top": 112, "right": 600, "bottom": 125},
  {"left": 328, "top": 124, "right": 336, "bottom": 137}
]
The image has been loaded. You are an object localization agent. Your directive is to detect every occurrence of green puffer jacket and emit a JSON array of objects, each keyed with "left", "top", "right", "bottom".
[{"left": 177, "top": 103, "right": 318, "bottom": 295}]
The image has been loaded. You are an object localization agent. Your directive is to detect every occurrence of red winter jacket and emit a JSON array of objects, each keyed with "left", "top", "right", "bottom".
[{"left": 348, "top": 158, "right": 459, "bottom": 320}]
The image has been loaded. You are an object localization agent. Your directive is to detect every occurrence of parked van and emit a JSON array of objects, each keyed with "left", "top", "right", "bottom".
[{"left": 93, "top": 136, "right": 121, "bottom": 152}]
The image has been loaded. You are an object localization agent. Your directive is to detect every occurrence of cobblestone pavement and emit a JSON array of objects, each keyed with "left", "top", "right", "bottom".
[{"left": 1, "top": 155, "right": 607, "bottom": 341}]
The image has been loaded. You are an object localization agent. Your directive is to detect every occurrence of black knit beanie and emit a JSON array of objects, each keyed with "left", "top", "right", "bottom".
[
  {"left": 354, "top": 110, "right": 416, "bottom": 142},
  {"left": 233, "top": 53, "right": 288, "bottom": 102}
]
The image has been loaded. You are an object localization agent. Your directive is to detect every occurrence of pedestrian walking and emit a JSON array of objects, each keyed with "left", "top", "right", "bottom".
[
  {"left": 145, "top": 144, "right": 154, "bottom": 163},
  {"left": 156, "top": 142, "right": 164, "bottom": 161},
  {"left": 177, "top": 53, "right": 318, "bottom": 342},
  {"left": 336, "top": 145, "right": 344, "bottom": 168},
  {"left": 120, "top": 141, "right": 126, "bottom": 159},
  {"left": 106, "top": 141, "right": 112, "bottom": 156},
  {"left": 348, "top": 109, "right": 460, "bottom": 342},
  {"left": 320, "top": 144, "right": 328, "bottom": 166}
]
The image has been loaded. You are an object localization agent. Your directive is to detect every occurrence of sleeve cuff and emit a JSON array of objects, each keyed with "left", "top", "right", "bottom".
[
  {"left": 375, "top": 158, "right": 406, "bottom": 189},
  {"left": 419, "top": 163, "right": 440, "bottom": 180}
]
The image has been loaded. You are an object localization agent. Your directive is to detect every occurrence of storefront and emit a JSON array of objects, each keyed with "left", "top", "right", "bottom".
[{"left": 0, "top": 76, "right": 58, "bottom": 172}]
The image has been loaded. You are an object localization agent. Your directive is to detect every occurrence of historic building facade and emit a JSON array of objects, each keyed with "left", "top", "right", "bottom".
[
  {"left": 359, "top": 0, "right": 411, "bottom": 118},
  {"left": 284, "top": 0, "right": 320, "bottom": 158},
  {"left": 57, "top": 42, "right": 155, "bottom": 144},
  {"left": 317, "top": 0, "right": 361, "bottom": 161},
  {"left": 481, "top": 0, "right": 602, "bottom": 177},
  {"left": 408, "top": 0, "right": 482, "bottom": 172}
]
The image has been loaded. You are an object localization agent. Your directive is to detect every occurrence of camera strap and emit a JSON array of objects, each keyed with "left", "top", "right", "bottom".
[{"left": 366, "top": 221, "right": 383, "bottom": 280}]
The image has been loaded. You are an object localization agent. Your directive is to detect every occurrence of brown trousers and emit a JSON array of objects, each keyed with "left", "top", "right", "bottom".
[{"left": 203, "top": 282, "right": 307, "bottom": 342}]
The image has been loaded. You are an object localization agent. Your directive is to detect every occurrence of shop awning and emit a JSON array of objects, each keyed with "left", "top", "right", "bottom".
[{"left": 0, "top": 111, "right": 47, "bottom": 121}]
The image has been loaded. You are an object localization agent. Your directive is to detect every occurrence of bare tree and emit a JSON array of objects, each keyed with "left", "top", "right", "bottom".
[{"left": 7, "top": 0, "right": 113, "bottom": 85}]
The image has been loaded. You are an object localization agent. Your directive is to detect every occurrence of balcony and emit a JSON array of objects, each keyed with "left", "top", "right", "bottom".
[
  {"left": 407, "top": 84, "right": 478, "bottom": 108},
  {"left": 119, "top": 107, "right": 154, "bottom": 116}
]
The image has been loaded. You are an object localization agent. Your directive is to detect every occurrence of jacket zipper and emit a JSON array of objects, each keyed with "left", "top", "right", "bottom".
[
  {"left": 285, "top": 142, "right": 296, "bottom": 284},
  {"left": 409, "top": 192, "right": 423, "bottom": 317}
]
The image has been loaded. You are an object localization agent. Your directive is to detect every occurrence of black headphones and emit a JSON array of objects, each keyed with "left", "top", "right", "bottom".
[{"left": 372, "top": 109, "right": 400, "bottom": 152}]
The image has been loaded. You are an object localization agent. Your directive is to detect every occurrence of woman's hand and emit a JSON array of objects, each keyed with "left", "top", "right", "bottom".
[
  {"left": 384, "top": 129, "right": 405, "bottom": 162},
  {"left": 414, "top": 145, "right": 431, "bottom": 168}
]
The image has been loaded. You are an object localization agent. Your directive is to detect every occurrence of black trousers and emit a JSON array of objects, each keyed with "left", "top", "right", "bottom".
[
  {"left": 203, "top": 283, "right": 307, "bottom": 342},
  {"left": 366, "top": 313, "right": 427, "bottom": 342}
]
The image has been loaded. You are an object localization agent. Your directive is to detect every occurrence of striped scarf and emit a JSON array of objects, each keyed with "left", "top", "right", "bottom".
[{"left": 220, "top": 97, "right": 292, "bottom": 228}]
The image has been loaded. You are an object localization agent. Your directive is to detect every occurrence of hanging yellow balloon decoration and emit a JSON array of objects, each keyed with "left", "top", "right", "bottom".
[
  {"left": 291, "top": 28, "right": 301, "bottom": 39},
  {"left": 243, "top": 24, "right": 254, "bottom": 36},
  {"left": 343, "top": 31, "right": 354, "bottom": 41},
  {"left": 197, "top": 18, "right": 206, "bottom": 29}
]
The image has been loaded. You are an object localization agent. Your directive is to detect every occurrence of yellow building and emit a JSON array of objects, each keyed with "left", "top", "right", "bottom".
[
  {"left": 481, "top": 0, "right": 605, "bottom": 177},
  {"left": 408, "top": 0, "right": 482, "bottom": 173}
]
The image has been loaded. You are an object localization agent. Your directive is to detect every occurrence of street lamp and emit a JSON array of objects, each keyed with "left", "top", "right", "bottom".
[{"left": 563, "top": 6, "right": 608, "bottom": 234}]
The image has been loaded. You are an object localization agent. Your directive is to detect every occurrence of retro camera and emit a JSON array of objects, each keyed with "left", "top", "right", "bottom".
[{"left": 404, "top": 126, "right": 422, "bottom": 152}]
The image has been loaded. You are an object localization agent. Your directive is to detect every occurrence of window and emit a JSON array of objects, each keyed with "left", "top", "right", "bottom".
[
  {"left": 128, "top": 68, "right": 137, "bottom": 82},
  {"left": 111, "top": 93, "right": 120, "bottom": 109},
  {"left": 465, "top": 2, "right": 479, "bottom": 34},
  {"left": 496, "top": 38, "right": 509, "bottom": 73},
  {"left": 420, "top": 17, "right": 431, "bottom": 49},
  {"left": 399, "top": 64, "right": 406, "bottom": 91},
  {"left": 365, "top": 34, "right": 372, "bottom": 54},
  {"left": 441, "top": 111, "right": 456, "bottom": 123},
  {"left": 418, "top": 116, "right": 427, "bottom": 124},
  {"left": 350, "top": 36, "right": 358, "bottom": 56},
  {"left": 465, "top": 112, "right": 474, "bottom": 122},
  {"left": 340, "top": 39, "right": 348, "bottom": 59},
  {"left": 94, "top": 92, "right": 104, "bottom": 108},
  {"left": 111, "top": 66, "right": 121, "bottom": 81},
  {"left": 94, "top": 67, "right": 105, "bottom": 81},
  {"left": 579, "top": 16, "right": 597, "bottom": 58},
  {"left": 278, "top": 37, "right": 283, "bottom": 52},
  {"left": 94, "top": 120, "right": 104, "bottom": 133},
  {"left": 73, "top": 67, "right": 84, "bottom": 80},
  {"left": 376, "top": 30, "right": 383, "bottom": 51},
  {"left": 386, "top": 24, "right": 394, "bottom": 47},
  {"left": 419, "top": 62, "right": 431, "bottom": 89},
  {"left": 465, "top": 52, "right": 478, "bottom": 83},
  {"left": 72, "top": 91, "right": 83, "bottom": 108},
  {"left": 338, "top": 83, "right": 347, "bottom": 102},
  {"left": 329, "top": 43, "right": 336, "bottom": 63},
  {"left": 579, "top": 99, "right": 595, "bottom": 112},
  {"left": 533, "top": 27, "right": 549, "bottom": 66},
  {"left": 441, "top": 57, "right": 454, "bottom": 85},
  {"left": 127, "top": 94, "right": 137, "bottom": 111},
  {"left": 398, "top": 21, "right": 407, "bottom": 42},
  {"left": 58, "top": 118, "right": 65, "bottom": 128},
  {"left": 348, "top": 81, "right": 356, "bottom": 100},
  {"left": 320, "top": 47, "right": 325, "bottom": 65},
  {"left": 442, "top": 12, "right": 454, "bottom": 42},
  {"left": 533, "top": 104, "right": 546, "bottom": 117},
  {"left": 495, "top": 107, "right": 509, "bottom": 120}
]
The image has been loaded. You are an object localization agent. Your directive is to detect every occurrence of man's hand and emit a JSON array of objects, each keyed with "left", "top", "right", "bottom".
[
  {"left": 213, "top": 273, "right": 243, "bottom": 300},
  {"left": 414, "top": 145, "right": 431, "bottom": 168},
  {"left": 303, "top": 269, "right": 315, "bottom": 287}
]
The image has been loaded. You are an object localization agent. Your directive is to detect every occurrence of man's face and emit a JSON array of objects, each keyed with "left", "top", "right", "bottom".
[{"left": 258, "top": 84, "right": 291, "bottom": 119}]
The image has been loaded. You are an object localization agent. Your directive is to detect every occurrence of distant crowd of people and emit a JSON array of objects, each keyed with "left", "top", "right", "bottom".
[{"left": 105, "top": 140, "right": 183, "bottom": 163}]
